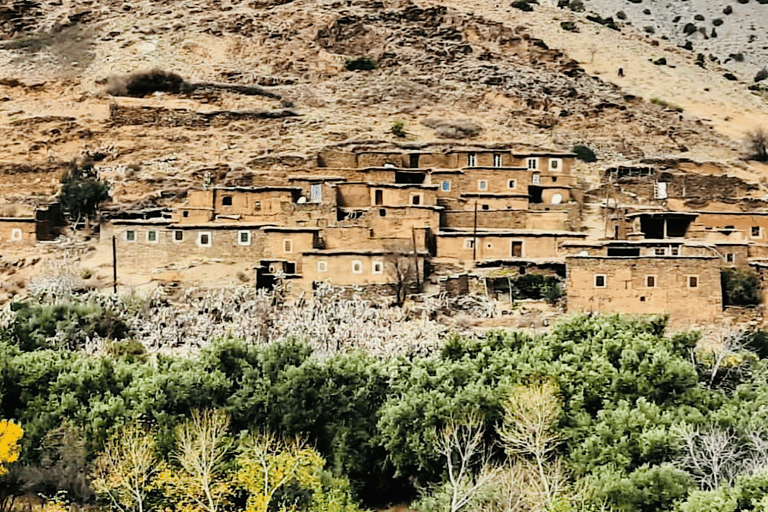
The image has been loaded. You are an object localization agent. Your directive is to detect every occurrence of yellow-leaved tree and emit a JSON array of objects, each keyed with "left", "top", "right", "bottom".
[{"left": 0, "top": 420, "right": 23, "bottom": 476}]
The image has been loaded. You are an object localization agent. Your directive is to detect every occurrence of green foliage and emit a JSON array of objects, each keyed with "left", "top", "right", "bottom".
[
  {"left": 721, "top": 268, "right": 761, "bottom": 306},
  {"left": 510, "top": 274, "right": 563, "bottom": 303},
  {"left": 390, "top": 120, "right": 406, "bottom": 138},
  {"left": 650, "top": 97, "right": 684, "bottom": 112},
  {"left": 58, "top": 161, "right": 110, "bottom": 228},
  {"left": 512, "top": 0, "right": 534, "bottom": 11},
  {"left": 9, "top": 301, "right": 130, "bottom": 351},
  {"left": 344, "top": 57, "right": 377, "bottom": 71},
  {"left": 572, "top": 145, "right": 597, "bottom": 162},
  {"left": 597, "top": 464, "right": 692, "bottom": 512}
]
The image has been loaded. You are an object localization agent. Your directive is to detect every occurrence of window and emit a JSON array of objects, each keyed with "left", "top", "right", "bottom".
[
  {"left": 527, "top": 157, "right": 538, "bottom": 170},
  {"left": 655, "top": 247, "right": 666, "bottom": 256},
  {"left": 379, "top": 208, "right": 386, "bottom": 217},
  {"left": 478, "top": 180, "right": 488, "bottom": 191},
  {"left": 532, "top": 174, "right": 541, "bottom": 185},
  {"left": 222, "top": 195, "right": 232, "bottom": 206},
  {"left": 198, "top": 232, "right": 211, "bottom": 247},
  {"left": 671, "top": 246, "right": 679, "bottom": 255},
  {"left": 481, "top": 204, "right": 490, "bottom": 210},
  {"left": 508, "top": 179, "right": 516, "bottom": 189},
  {"left": 493, "top": 154, "right": 502, "bottom": 167},
  {"left": 594, "top": 274, "right": 606, "bottom": 288},
  {"left": 726, "top": 253, "right": 735, "bottom": 263},
  {"left": 467, "top": 153, "right": 477, "bottom": 167},
  {"left": 752, "top": 226, "right": 762, "bottom": 238},
  {"left": 317, "top": 261, "right": 328, "bottom": 273},
  {"left": 465, "top": 239, "right": 475, "bottom": 249},
  {"left": 182, "top": 210, "right": 189, "bottom": 218},
  {"left": 283, "top": 239, "right": 293, "bottom": 253},
  {"left": 352, "top": 260, "right": 363, "bottom": 274},
  {"left": 549, "top": 158, "right": 561, "bottom": 171},
  {"left": 374, "top": 190, "right": 383, "bottom": 205},
  {"left": 511, "top": 241, "right": 523, "bottom": 257},
  {"left": 411, "top": 194, "right": 422, "bottom": 205},
  {"left": 254, "top": 201, "right": 261, "bottom": 211},
  {"left": 10, "top": 228, "right": 22, "bottom": 241},
  {"left": 125, "top": 230, "right": 136, "bottom": 241},
  {"left": 147, "top": 230, "right": 157, "bottom": 243},
  {"left": 372, "top": 261, "right": 384, "bottom": 274},
  {"left": 646, "top": 275, "right": 656, "bottom": 288},
  {"left": 238, "top": 230, "right": 251, "bottom": 246},
  {"left": 688, "top": 276, "right": 699, "bottom": 288},
  {"left": 441, "top": 180, "right": 451, "bottom": 192},
  {"left": 174, "top": 230, "right": 184, "bottom": 242}
]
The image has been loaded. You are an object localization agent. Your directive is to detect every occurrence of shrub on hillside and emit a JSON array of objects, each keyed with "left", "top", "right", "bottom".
[
  {"left": 746, "top": 127, "right": 768, "bottom": 162},
  {"left": 344, "top": 56, "right": 377, "bottom": 71},
  {"left": 572, "top": 144, "right": 597, "bottom": 162},
  {"left": 512, "top": 0, "right": 534, "bottom": 11},
  {"left": 106, "top": 69, "right": 187, "bottom": 97},
  {"left": 722, "top": 268, "right": 761, "bottom": 306},
  {"left": 58, "top": 161, "right": 110, "bottom": 230},
  {"left": 390, "top": 120, "right": 406, "bottom": 138}
]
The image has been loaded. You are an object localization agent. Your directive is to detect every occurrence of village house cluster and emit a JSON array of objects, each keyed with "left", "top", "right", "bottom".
[{"left": 5, "top": 142, "right": 768, "bottom": 323}]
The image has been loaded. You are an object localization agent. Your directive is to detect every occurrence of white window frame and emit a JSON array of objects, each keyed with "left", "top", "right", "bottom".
[
  {"left": 173, "top": 230, "right": 184, "bottom": 242},
  {"left": 688, "top": 275, "right": 699, "bottom": 288},
  {"left": 594, "top": 274, "right": 607, "bottom": 288},
  {"left": 238, "top": 230, "right": 251, "bottom": 246},
  {"left": 125, "top": 230, "right": 136, "bottom": 242},
  {"left": 317, "top": 261, "right": 328, "bottom": 273},
  {"left": 467, "top": 153, "right": 477, "bottom": 167},
  {"left": 549, "top": 158, "right": 562, "bottom": 171},
  {"left": 725, "top": 253, "right": 735, "bottom": 264},
  {"left": 508, "top": 179, "right": 517, "bottom": 190},
  {"left": 351, "top": 260, "right": 363, "bottom": 274},
  {"left": 283, "top": 238, "right": 293, "bottom": 253},
  {"left": 527, "top": 157, "right": 538, "bottom": 170},
  {"left": 654, "top": 247, "right": 666, "bottom": 256},
  {"left": 478, "top": 180, "right": 488, "bottom": 191},
  {"left": 465, "top": 238, "right": 475, "bottom": 249},
  {"left": 752, "top": 226, "right": 762, "bottom": 238},
  {"left": 493, "top": 154, "right": 502, "bottom": 167},
  {"left": 372, "top": 260, "right": 384, "bottom": 274},
  {"left": 197, "top": 231, "right": 212, "bottom": 247},
  {"left": 146, "top": 230, "right": 158, "bottom": 243},
  {"left": 441, "top": 180, "right": 451, "bottom": 192},
  {"left": 532, "top": 174, "right": 541, "bottom": 185},
  {"left": 10, "top": 228, "right": 22, "bottom": 241},
  {"left": 646, "top": 275, "right": 657, "bottom": 288}
]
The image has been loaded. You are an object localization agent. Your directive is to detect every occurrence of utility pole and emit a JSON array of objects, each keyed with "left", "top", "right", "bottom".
[
  {"left": 112, "top": 235, "right": 117, "bottom": 294},
  {"left": 472, "top": 200, "right": 478, "bottom": 262},
  {"left": 411, "top": 226, "right": 420, "bottom": 290}
]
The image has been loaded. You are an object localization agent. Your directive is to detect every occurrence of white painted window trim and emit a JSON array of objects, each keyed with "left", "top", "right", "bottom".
[
  {"left": 493, "top": 154, "right": 502, "bottom": 167},
  {"left": 372, "top": 260, "right": 384, "bottom": 274},
  {"left": 688, "top": 275, "right": 699, "bottom": 288},
  {"left": 532, "top": 174, "right": 541, "bottom": 185},
  {"left": 527, "top": 157, "right": 538, "bottom": 170},
  {"left": 594, "top": 274, "right": 607, "bottom": 288},
  {"left": 549, "top": 158, "right": 562, "bottom": 171},
  {"left": 478, "top": 180, "right": 488, "bottom": 191},
  {"left": 125, "top": 230, "right": 136, "bottom": 242},
  {"left": 467, "top": 153, "right": 477, "bottom": 167},
  {"left": 508, "top": 179, "right": 517, "bottom": 190},
  {"left": 317, "top": 261, "right": 328, "bottom": 273},
  {"left": 283, "top": 238, "right": 293, "bottom": 253},
  {"left": 441, "top": 180, "right": 451, "bottom": 192},
  {"left": 352, "top": 260, "right": 363, "bottom": 274},
  {"left": 146, "top": 230, "right": 158, "bottom": 243},
  {"left": 465, "top": 238, "right": 475, "bottom": 249},
  {"left": 646, "top": 275, "right": 657, "bottom": 288},
  {"left": 173, "top": 230, "right": 184, "bottom": 243},
  {"left": 10, "top": 228, "right": 22, "bottom": 241},
  {"left": 197, "top": 231, "right": 212, "bottom": 247},
  {"left": 752, "top": 226, "right": 762, "bottom": 238},
  {"left": 238, "top": 230, "right": 251, "bottom": 246}
]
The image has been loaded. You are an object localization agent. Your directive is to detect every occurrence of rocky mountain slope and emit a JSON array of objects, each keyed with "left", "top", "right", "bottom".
[
  {"left": 567, "top": 0, "right": 768, "bottom": 77},
  {"left": 0, "top": 0, "right": 766, "bottom": 209}
]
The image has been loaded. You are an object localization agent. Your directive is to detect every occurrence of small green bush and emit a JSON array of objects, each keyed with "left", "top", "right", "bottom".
[
  {"left": 390, "top": 120, "right": 406, "bottom": 138},
  {"left": 650, "top": 97, "right": 684, "bottom": 112},
  {"left": 344, "top": 56, "right": 377, "bottom": 71},
  {"left": 512, "top": 0, "right": 534, "bottom": 11},
  {"left": 572, "top": 144, "right": 597, "bottom": 162}
]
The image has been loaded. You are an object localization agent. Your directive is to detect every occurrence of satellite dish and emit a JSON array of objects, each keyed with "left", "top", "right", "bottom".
[
  {"left": 384, "top": 163, "right": 396, "bottom": 168},
  {"left": 551, "top": 193, "right": 563, "bottom": 205},
  {"left": 577, "top": 251, "right": 589, "bottom": 256},
  {"left": 297, "top": 196, "right": 307, "bottom": 204}
]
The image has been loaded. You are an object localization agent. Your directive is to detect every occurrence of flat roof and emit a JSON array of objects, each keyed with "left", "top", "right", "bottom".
[
  {"left": 212, "top": 186, "right": 301, "bottom": 193},
  {"left": 0, "top": 217, "right": 35, "bottom": 222},
  {"left": 438, "top": 229, "right": 587, "bottom": 237},
  {"left": 460, "top": 192, "right": 530, "bottom": 198},
  {"left": 625, "top": 211, "right": 698, "bottom": 219},
  {"left": 302, "top": 249, "right": 429, "bottom": 256},
  {"left": 112, "top": 219, "right": 173, "bottom": 226},
  {"left": 288, "top": 175, "right": 346, "bottom": 181},
  {"left": 340, "top": 182, "right": 438, "bottom": 189},
  {"left": 567, "top": 255, "right": 719, "bottom": 260}
]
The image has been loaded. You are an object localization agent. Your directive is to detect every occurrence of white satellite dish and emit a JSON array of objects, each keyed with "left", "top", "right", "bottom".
[
  {"left": 551, "top": 193, "right": 563, "bottom": 205},
  {"left": 297, "top": 196, "right": 307, "bottom": 204},
  {"left": 577, "top": 251, "right": 589, "bottom": 256}
]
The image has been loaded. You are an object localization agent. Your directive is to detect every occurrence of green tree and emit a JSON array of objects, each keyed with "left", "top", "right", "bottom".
[{"left": 58, "top": 161, "right": 110, "bottom": 230}]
